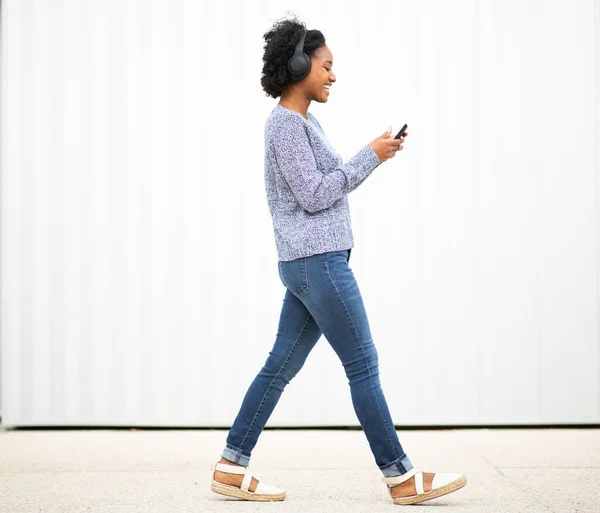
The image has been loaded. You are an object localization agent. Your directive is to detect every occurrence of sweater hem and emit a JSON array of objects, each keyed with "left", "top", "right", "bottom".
[{"left": 277, "top": 242, "right": 354, "bottom": 262}]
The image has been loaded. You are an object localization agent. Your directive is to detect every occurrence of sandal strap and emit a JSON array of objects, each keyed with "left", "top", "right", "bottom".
[
  {"left": 241, "top": 471, "right": 253, "bottom": 492},
  {"left": 213, "top": 461, "right": 246, "bottom": 475},
  {"left": 381, "top": 468, "right": 421, "bottom": 487},
  {"left": 415, "top": 471, "right": 424, "bottom": 494}
]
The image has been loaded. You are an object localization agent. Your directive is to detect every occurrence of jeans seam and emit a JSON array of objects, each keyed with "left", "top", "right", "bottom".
[
  {"left": 238, "top": 313, "right": 313, "bottom": 451},
  {"left": 323, "top": 252, "right": 397, "bottom": 458},
  {"left": 280, "top": 258, "right": 310, "bottom": 296},
  {"left": 298, "top": 257, "right": 309, "bottom": 296}
]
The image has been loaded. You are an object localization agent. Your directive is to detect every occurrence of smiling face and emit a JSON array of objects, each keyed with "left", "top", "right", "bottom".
[{"left": 302, "top": 45, "right": 336, "bottom": 102}]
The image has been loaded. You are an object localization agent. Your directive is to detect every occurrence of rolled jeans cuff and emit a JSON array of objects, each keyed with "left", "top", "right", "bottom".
[
  {"left": 380, "top": 454, "right": 414, "bottom": 477},
  {"left": 221, "top": 444, "right": 251, "bottom": 467}
]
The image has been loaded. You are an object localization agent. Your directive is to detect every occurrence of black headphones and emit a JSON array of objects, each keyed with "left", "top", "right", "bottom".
[{"left": 287, "top": 30, "right": 311, "bottom": 81}]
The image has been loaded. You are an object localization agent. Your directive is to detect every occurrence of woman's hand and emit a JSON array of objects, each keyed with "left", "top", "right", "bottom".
[{"left": 368, "top": 126, "right": 408, "bottom": 163}]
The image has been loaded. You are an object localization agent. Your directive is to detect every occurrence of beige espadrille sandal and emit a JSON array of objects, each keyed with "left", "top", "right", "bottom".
[
  {"left": 210, "top": 461, "right": 286, "bottom": 502},
  {"left": 382, "top": 468, "right": 467, "bottom": 505}
]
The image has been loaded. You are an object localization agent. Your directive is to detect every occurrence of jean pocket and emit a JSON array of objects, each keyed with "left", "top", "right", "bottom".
[{"left": 278, "top": 258, "right": 309, "bottom": 296}]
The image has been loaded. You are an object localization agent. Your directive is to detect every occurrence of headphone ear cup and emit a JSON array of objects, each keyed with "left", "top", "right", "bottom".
[{"left": 287, "top": 53, "right": 311, "bottom": 81}]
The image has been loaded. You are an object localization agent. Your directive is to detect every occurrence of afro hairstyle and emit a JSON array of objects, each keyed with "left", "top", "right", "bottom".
[{"left": 261, "top": 16, "right": 326, "bottom": 98}]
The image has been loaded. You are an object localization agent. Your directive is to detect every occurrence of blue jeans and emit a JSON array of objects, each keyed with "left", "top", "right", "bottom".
[{"left": 222, "top": 249, "right": 413, "bottom": 477}]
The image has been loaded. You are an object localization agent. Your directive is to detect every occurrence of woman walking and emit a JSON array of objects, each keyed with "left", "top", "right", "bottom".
[{"left": 210, "top": 16, "right": 467, "bottom": 506}]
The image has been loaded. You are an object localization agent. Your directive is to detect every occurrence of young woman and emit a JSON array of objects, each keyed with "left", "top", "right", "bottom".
[{"left": 210, "top": 17, "right": 467, "bottom": 506}]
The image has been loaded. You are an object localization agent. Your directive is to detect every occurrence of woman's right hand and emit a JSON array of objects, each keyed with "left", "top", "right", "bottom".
[{"left": 368, "top": 126, "right": 406, "bottom": 163}]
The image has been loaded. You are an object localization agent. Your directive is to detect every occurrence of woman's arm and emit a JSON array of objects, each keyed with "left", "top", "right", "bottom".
[{"left": 272, "top": 116, "right": 380, "bottom": 213}]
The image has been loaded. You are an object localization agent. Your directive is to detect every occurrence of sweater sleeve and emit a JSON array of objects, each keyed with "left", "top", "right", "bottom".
[{"left": 272, "top": 116, "right": 381, "bottom": 213}]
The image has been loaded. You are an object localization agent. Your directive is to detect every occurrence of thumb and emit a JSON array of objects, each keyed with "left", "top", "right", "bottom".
[{"left": 382, "top": 125, "right": 392, "bottom": 138}]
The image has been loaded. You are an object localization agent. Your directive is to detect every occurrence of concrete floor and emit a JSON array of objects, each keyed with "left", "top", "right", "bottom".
[{"left": 0, "top": 428, "right": 598, "bottom": 512}]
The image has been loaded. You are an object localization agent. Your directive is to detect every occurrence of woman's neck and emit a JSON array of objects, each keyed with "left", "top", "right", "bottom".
[{"left": 279, "top": 90, "right": 310, "bottom": 119}]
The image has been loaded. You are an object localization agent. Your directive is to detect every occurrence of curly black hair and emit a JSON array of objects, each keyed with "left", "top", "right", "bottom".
[{"left": 261, "top": 15, "right": 326, "bottom": 98}]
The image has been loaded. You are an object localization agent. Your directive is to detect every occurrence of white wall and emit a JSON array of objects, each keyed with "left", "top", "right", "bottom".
[{"left": 1, "top": 0, "right": 599, "bottom": 427}]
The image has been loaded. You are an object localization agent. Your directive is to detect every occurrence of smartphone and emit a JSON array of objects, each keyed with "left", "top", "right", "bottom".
[{"left": 394, "top": 124, "right": 408, "bottom": 140}]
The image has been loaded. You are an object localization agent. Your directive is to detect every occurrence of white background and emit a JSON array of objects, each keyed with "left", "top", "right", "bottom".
[{"left": 1, "top": 0, "right": 599, "bottom": 427}]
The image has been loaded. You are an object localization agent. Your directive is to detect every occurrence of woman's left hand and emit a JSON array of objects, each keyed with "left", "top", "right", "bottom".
[{"left": 395, "top": 131, "right": 408, "bottom": 152}]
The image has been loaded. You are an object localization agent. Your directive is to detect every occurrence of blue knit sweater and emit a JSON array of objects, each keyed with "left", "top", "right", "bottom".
[{"left": 264, "top": 104, "right": 381, "bottom": 262}]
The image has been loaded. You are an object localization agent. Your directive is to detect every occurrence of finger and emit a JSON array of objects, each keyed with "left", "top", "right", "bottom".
[{"left": 382, "top": 125, "right": 392, "bottom": 138}]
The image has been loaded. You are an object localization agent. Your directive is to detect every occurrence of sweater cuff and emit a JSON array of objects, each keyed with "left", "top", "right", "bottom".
[
  {"left": 364, "top": 144, "right": 382, "bottom": 167},
  {"left": 343, "top": 145, "right": 382, "bottom": 190}
]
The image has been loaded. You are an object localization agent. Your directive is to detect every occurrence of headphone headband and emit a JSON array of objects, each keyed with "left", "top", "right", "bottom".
[{"left": 294, "top": 31, "right": 306, "bottom": 58}]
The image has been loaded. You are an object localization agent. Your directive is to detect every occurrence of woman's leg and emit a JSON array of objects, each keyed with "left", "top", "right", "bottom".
[
  {"left": 281, "top": 249, "right": 412, "bottom": 477},
  {"left": 221, "top": 287, "right": 323, "bottom": 466},
  {"left": 215, "top": 249, "right": 465, "bottom": 504}
]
